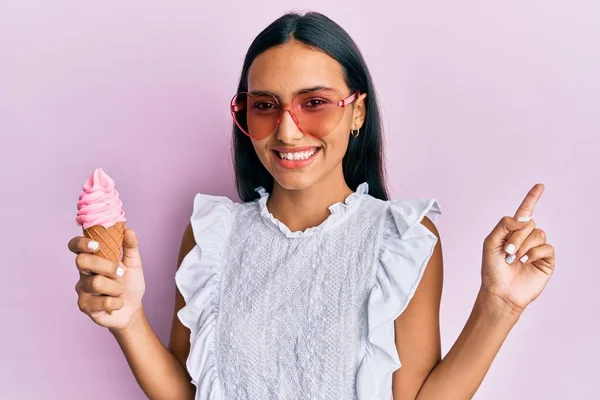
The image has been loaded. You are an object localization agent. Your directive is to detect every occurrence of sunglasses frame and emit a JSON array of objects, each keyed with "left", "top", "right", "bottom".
[{"left": 230, "top": 88, "right": 362, "bottom": 140}]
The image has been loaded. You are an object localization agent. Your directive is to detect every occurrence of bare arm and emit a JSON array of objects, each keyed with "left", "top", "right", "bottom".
[
  {"left": 391, "top": 216, "right": 443, "bottom": 399},
  {"left": 391, "top": 217, "right": 521, "bottom": 400},
  {"left": 415, "top": 184, "right": 558, "bottom": 399},
  {"left": 110, "top": 223, "right": 196, "bottom": 400},
  {"left": 415, "top": 291, "right": 518, "bottom": 399}
]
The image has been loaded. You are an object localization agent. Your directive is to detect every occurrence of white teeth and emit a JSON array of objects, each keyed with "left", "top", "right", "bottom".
[{"left": 278, "top": 149, "right": 317, "bottom": 160}]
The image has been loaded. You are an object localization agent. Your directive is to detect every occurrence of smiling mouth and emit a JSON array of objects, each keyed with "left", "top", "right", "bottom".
[{"left": 273, "top": 147, "right": 320, "bottom": 161}]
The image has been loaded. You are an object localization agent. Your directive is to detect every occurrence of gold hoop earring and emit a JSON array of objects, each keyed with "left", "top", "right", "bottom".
[{"left": 351, "top": 128, "right": 360, "bottom": 138}]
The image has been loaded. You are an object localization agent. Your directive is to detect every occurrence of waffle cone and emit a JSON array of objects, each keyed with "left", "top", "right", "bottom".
[{"left": 83, "top": 221, "right": 125, "bottom": 263}]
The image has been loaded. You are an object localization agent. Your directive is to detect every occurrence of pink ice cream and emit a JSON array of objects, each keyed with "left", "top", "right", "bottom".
[{"left": 76, "top": 168, "right": 126, "bottom": 229}]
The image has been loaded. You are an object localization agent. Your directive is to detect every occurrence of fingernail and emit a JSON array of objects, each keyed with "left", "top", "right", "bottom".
[
  {"left": 517, "top": 217, "right": 531, "bottom": 222},
  {"left": 506, "top": 254, "right": 516, "bottom": 264},
  {"left": 88, "top": 241, "right": 99, "bottom": 251},
  {"left": 116, "top": 266, "right": 124, "bottom": 277},
  {"left": 505, "top": 243, "right": 516, "bottom": 255},
  {"left": 519, "top": 255, "right": 529, "bottom": 263}
]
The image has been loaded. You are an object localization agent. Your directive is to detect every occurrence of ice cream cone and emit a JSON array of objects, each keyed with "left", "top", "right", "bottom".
[
  {"left": 76, "top": 168, "right": 127, "bottom": 265},
  {"left": 83, "top": 221, "right": 126, "bottom": 263}
]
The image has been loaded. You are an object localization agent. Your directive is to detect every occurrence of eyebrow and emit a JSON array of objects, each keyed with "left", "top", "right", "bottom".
[{"left": 248, "top": 86, "right": 328, "bottom": 100}]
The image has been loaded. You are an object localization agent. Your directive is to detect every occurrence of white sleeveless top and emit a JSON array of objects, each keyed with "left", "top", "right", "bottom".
[{"left": 175, "top": 183, "right": 441, "bottom": 400}]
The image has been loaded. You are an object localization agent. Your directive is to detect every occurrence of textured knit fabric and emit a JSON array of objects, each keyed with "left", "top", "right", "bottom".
[{"left": 174, "top": 182, "right": 442, "bottom": 400}]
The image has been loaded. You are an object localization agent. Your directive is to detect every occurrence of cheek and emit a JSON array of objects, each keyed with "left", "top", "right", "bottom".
[
  {"left": 321, "top": 135, "right": 349, "bottom": 164},
  {"left": 322, "top": 121, "right": 352, "bottom": 158},
  {"left": 251, "top": 141, "right": 260, "bottom": 156},
  {"left": 251, "top": 140, "right": 273, "bottom": 167}
]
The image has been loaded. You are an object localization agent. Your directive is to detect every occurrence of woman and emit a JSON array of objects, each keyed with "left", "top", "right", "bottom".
[{"left": 68, "top": 11, "right": 556, "bottom": 400}]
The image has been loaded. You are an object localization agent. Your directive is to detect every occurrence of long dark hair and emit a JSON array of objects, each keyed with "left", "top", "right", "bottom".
[{"left": 232, "top": 11, "right": 389, "bottom": 202}]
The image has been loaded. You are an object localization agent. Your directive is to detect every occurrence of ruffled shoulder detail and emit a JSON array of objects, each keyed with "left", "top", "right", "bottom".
[
  {"left": 174, "top": 193, "right": 235, "bottom": 399},
  {"left": 356, "top": 198, "right": 442, "bottom": 400}
]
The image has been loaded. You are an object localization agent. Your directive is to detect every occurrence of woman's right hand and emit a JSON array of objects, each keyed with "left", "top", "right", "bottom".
[{"left": 68, "top": 228, "right": 146, "bottom": 331}]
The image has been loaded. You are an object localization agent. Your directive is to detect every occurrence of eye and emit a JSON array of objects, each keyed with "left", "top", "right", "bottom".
[
  {"left": 253, "top": 102, "right": 277, "bottom": 110},
  {"left": 302, "top": 98, "right": 329, "bottom": 108}
]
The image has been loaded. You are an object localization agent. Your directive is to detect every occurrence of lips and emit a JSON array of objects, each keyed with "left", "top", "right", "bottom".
[
  {"left": 271, "top": 146, "right": 321, "bottom": 169},
  {"left": 275, "top": 148, "right": 318, "bottom": 161}
]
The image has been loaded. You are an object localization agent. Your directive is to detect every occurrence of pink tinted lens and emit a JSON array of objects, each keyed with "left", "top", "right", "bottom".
[
  {"left": 231, "top": 89, "right": 349, "bottom": 139},
  {"left": 292, "top": 89, "right": 346, "bottom": 137},
  {"left": 232, "top": 92, "right": 280, "bottom": 139}
]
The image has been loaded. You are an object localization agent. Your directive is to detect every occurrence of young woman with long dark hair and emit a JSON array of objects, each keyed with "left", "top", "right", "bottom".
[{"left": 68, "top": 11, "right": 555, "bottom": 399}]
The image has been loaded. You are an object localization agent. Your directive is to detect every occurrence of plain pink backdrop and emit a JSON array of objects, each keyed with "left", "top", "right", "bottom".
[{"left": 2, "top": 1, "right": 598, "bottom": 399}]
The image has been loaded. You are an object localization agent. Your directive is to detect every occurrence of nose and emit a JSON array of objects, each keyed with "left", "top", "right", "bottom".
[{"left": 275, "top": 109, "right": 304, "bottom": 143}]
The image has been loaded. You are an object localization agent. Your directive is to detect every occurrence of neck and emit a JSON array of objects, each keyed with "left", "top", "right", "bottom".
[{"left": 267, "top": 168, "right": 353, "bottom": 233}]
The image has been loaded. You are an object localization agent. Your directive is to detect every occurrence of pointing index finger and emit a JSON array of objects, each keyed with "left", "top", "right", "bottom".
[{"left": 514, "top": 183, "right": 545, "bottom": 219}]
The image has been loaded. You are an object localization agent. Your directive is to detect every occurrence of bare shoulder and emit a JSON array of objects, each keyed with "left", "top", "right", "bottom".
[
  {"left": 169, "top": 222, "right": 196, "bottom": 369},
  {"left": 411, "top": 215, "right": 443, "bottom": 301},
  {"left": 177, "top": 222, "right": 196, "bottom": 267},
  {"left": 421, "top": 215, "right": 441, "bottom": 240}
]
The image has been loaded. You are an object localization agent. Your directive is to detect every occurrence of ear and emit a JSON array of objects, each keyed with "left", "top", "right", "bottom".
[{"left": 352, "top": 92, "right": 368, "bottom": 130}]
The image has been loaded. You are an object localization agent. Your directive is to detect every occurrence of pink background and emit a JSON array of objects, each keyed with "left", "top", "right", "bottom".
[{"left": 2, "top": 1, "right": 598, "bottom": 399}]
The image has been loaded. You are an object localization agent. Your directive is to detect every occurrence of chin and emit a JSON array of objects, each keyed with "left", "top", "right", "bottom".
[
  {"left": 272, "top": 173, "right": 318, "bottom": 191},
  {"left": 261, "top": 147, "right": 324, "bottom": 191}
]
